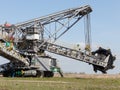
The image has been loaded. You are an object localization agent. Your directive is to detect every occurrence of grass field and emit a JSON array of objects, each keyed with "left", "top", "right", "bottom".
[{"left": 0, "top": 76, "right": 120, "bottom": 90}]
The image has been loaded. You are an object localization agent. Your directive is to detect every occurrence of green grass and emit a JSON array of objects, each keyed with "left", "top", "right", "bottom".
[{"left": 0, "top": 77, "right": 120, "bottom": 90}]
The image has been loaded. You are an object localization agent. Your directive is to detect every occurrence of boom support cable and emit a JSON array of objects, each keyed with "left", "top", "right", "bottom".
[{"left": 84, "top": 14, "right": 91, "bottom": 53}]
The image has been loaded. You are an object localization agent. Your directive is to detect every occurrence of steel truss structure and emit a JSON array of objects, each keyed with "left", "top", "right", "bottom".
[{"left": 0, "top": 5, "right": 115, "bottom": 77}]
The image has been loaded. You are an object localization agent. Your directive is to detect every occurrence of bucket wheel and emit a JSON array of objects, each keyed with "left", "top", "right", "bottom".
[{"left": 92, "top": 47, "right": 116, "bottom": 73}]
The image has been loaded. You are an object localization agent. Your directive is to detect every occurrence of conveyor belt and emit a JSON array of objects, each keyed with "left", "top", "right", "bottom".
[
  {"left": 0, "top": 34, "right": 29, "bottom": 66},
  {"left": 41, "top": 42, "right": 110, "bottom": 67}
]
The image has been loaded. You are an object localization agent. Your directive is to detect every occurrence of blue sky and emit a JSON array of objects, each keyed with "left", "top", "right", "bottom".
[{"left": 0, "top": 0, "right": 120, "bottom": 74}]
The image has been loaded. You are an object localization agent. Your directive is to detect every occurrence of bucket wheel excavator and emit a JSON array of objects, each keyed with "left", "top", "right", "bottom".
[{"left": 0, "top": 5, "right": 115, "bottom": 77}]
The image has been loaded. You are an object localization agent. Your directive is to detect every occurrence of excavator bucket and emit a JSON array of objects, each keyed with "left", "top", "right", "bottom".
[{"left": 92, "top": 47, "right": 116, "bottom": 73}]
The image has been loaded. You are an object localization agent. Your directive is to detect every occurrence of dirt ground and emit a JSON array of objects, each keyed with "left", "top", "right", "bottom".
[{"left": 54, "top": 73, "right": 120, "bottom": 78}]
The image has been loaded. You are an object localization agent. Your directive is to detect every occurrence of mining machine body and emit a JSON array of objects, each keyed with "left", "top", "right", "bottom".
[{"left": 0, "top": 5, "right": 115, "bottom": 77}]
